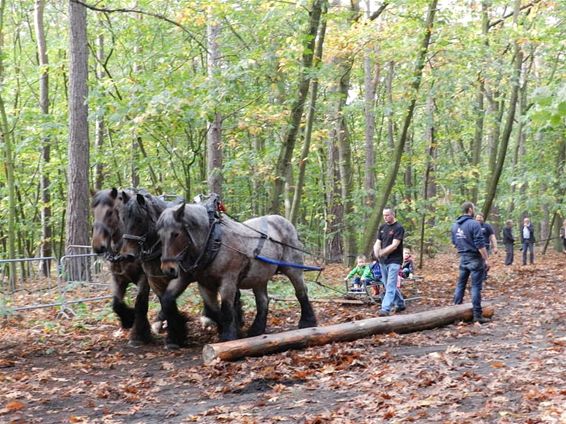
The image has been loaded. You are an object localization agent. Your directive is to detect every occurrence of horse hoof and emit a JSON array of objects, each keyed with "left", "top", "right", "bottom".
[
  {"left": 298, "top": 320, "right": 317, "bottom": 329},
  {"left": 165, "top": 342, "right": 180, "bottom": 350}
]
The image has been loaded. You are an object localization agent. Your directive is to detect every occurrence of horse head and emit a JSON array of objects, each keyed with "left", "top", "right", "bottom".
[
  {"left": 157, "top": 202, "right": 210, "bottom": 278},
  {"left": 120, "top": 191, "right": 164, "bottom": 262},
  {"left": 91, "top": 188, "right": 123, "bottom": 255}
]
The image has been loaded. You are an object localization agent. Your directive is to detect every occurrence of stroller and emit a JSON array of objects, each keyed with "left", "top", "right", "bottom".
[{"left": 345, "top": 261, "right": 384, "bottom": 303}]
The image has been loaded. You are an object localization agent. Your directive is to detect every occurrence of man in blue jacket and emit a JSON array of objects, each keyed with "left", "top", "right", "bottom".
[{"left": 451, "top": 202, "right": 490, "bottom": 324}]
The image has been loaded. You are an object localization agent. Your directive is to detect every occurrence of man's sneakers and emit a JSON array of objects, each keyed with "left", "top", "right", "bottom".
[{"left": 379, "top": 305, "right": 406, "bottom": 317}]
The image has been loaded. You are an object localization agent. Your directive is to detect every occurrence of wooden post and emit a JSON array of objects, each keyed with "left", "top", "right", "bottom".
[{"left": 202, "top": 303, "right": 494, "bottom": 364}]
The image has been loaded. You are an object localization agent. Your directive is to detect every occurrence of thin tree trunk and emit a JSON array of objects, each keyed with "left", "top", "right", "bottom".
[
  {"left": 482, "top": 0, "right": 523, "bottom": 219},
  {"left": 66, "top": 0, "right": 90, "bottom": 272},
  {"left": 207, "top": 7, "right": 223, "bottom": 196},
  {"left": 34, "top": 0, "right": 52, "bottom": 276},
  {"left": 470, "top": 1, "right": 489, "bottom": 204},
  {"left": 0, "top": 0, "right": 17, "bottom": 288},
  {"left": 385, "top": 61, "right": 395, "bottom": 149},
  {"left": 289, "top": 6, "right": 327, "bottom": 225},
  {"left": 363, "top": 42, "right": 380, "bottom": 206},
  {"left": 94, "top": 32, "right": 105, "bottom": 190},
  {"left": 418, "top": 91, "right": 436, "bottom": 268},
  {"left": 270, "top": 0, "right": 323, "bottom": 214},
  {"left": 325, "top": 123, "right": 343, "bottom": 262},
  {"left": 362, "top": 0, "right": 438, "bottom": 254}
]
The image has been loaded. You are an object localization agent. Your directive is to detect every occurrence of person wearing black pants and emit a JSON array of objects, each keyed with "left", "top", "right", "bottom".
[
  {"left": 502, "top": 220, "right": 514, "bottom": 266},
  {"left": 520, "top": 217, "right": 535, "bottom": 265}
]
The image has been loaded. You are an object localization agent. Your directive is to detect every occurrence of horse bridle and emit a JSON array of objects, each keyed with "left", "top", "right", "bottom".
[{"left": 122, "top": 231, "right": 162, "bottom": 262}]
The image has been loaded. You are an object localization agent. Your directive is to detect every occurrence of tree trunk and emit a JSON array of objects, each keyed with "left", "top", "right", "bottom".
[
  {"left": 385, "top": 61, "right": 395, "bottom": 149},
  {"left": 482, "top": 0, "right": 523, "bottom": 219},
  {"left": 363, "top": 12, "right": 380, "bottom": 206},
  {"left": 289, "top": 6, "right": 327, "bottom": 225},
  {"left": 203, "top": 303, "right": 495, "bottom": 364},
  {"left": 0, "top": 0, "right": 17, "bottom": 288},
  {"left": 470, "top": 1, "right": 489, "bottom": 204},
  {"left": 270, "top": 0, "right": 323, "bottom": 214},
  {"left": 418, "top": 91, "right": 436, "bottom": 268},
  {"left": 325, "top": 123, "right": 343, "bottom": 263},
  {"left": 94, "top": 32, "right": 105, "bottom": 191},
  {"left": 34, "top": 0, "right": 52, "bottom": 276},
  {"left": 207, "top": 7, "right": 223, "bottom": 196},
  {"left": 66, "top": 0, "right": 90, "bottom": 270},
  {"left": 362, "top": 0, "right": 438, "bottom": 254}
]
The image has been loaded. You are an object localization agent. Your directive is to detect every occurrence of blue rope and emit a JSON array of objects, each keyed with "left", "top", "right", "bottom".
[{"left": 255, "top": 255, "right": 323, "bottom": 271}]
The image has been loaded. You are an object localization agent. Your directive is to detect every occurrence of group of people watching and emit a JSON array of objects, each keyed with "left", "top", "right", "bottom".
[{"left": 345, "top": 203, "right": 566, "bottom": 325}]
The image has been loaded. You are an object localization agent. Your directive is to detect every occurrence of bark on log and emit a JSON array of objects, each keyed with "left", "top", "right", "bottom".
[
  {"left": 202, "top": 303, "right": 494, "bottom": 364},
  {"left": 269, "top": 296, "right": 366, "bottom": 305}
]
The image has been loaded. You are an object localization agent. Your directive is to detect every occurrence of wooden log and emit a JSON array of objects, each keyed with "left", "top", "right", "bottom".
[
  {"left": 269, "top": 296, "right": 366, "bottom": 305},
  {"left": 202, "top": 303, "right": 494, "bottom": 364}
]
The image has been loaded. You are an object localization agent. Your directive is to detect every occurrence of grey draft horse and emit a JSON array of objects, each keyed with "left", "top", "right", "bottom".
[{"left": 157, "top": 201, "right": 318, "bottom": 342}]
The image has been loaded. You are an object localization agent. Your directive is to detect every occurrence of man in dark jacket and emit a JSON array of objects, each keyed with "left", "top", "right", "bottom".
[
  {"left": 502, "top": 220, "right": 515, "bottom": 266},
  {"left": 520, "top": 217, "right": 535, "bottom": 265},
  {"left": 451, "top": 202, "right": 490, "bottom": 324}
]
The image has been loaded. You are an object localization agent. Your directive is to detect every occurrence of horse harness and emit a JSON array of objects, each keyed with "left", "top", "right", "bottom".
[{"left": 162, "top": 195, "right": 223, "bottom": 275}]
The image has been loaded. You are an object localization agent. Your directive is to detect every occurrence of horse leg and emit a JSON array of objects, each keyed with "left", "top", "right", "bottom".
[
  {"left": 235, "top": 289, "right": 244, "bottom": 329},
  {"left": 284, "top": 268, "right": 318, "bottom": 329},
  {"left": 218, "top": 282, "right": 239, "bottom": 341},
  {"left": 161, "top": 278, "right": 190, "bottom": 349},
  {"left": 129, "top": 275, "right": 152, "bottom": 346},
  {"left": 111, "top": 276, "right": 135, "bottom": 329},
  {"left": 248, "top": 285, "right": 269, "bottom": 337},
  {"left": 198, "top": 284, "right": 222, "bottom": 331}
]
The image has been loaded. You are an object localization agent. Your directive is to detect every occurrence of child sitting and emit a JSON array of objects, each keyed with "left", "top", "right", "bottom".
[
  {"left": 344, "top": 255, "right": 369, "bottom": 291},
  {"left": 398, "top": 248, "right": 414, "bottom": 286},
  {"left": 361, "top": 260, "right": 382, "bottom": 297}
]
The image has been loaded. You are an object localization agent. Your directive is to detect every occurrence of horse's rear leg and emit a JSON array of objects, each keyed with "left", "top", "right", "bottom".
[
  {"left": 111, "top": 278, "right": 135, "bottom": 329},
  {"left": 285, "top": 269, "right": 317, "bottom": 329},
  {"left": 129, "top": 276, "right": 152, "bottom": 346},
  {"left": 248, "top": 286, "right": 269, "bottom": 337}
]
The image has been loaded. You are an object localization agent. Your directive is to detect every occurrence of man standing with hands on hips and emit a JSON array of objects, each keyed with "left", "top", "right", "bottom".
[
  {"left": 374, "top": 207, "right": 406, "bottom": 316},
  {"left": 451, "top": 202, "right": 491, "bottom": 324}
]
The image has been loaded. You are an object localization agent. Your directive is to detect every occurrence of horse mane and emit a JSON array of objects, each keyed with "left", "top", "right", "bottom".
[
  {"left": 123, "top": 192, "right": 167, "bottom": 225},
  {"left": 91, "top": 189, "right": 115, "bottom": 208}
]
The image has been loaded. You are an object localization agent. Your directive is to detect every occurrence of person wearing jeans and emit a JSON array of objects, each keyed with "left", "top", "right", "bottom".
[
  {"left": 520, "top": 217, "right": 535, "bottom": 265},
  {"left": 373, "top": 207, "right": 406, "bottom": 316},
  {"left": 451, "top": 202, "right": 490, "bottom": 324}
]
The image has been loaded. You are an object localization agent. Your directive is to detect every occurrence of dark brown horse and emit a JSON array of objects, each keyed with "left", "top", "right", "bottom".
[
  {"left": 156, "top": 201, "right": 318, "bottom": 342},
  {"left": 119, "top": 190, "right": 195, "bottom": 349},
  {"left": 91, "top": 188, "right": 155, "bottom": 346}
]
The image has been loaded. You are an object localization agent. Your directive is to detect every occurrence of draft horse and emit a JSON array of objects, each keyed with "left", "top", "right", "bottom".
[
  {"left": 91, "top": 188, "right": 154, "bottom": 345},
  {"left": 119, "top": 190, "right": 198, "bottom": 349},
  {"left": 157, "top": 201, "right": 318, "bottom": 343}
]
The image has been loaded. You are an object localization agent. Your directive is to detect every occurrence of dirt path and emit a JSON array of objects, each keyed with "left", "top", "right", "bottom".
[{"left": 1, "top": 252, "right": 564, "bottom": 423}]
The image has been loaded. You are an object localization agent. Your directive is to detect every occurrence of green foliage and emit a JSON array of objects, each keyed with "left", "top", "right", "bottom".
[{"left": 0, "top": 0, "right": 563, "bottom": 261}]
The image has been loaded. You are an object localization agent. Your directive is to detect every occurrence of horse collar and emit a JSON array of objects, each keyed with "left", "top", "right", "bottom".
[{"left": 178, "top": 218, "right": 222, "bottom": 274}]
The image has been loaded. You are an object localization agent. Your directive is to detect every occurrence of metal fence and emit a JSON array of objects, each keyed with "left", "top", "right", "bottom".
[{"left": 0, "top": 245, "right": 112, "bottom": 317}]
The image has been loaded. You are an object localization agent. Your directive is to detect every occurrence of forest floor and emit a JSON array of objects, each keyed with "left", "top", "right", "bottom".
[{"left": 1, "top": 249, "right": 565, "bottom": 423}]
